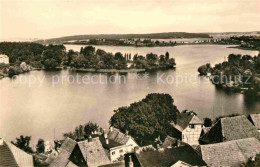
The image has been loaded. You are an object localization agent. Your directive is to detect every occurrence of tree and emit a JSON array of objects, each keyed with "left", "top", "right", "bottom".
[
  {"left": 63, "top": 121, "right": 100, "bottom": 141},
  {"left": 42, "top": 45, "right": 65, "bottom": 70},
  {"left": 203, "top": 118, "right": 212, "bottom": 127},
  {"left": 110, "top": 93, "right": 179, "bottom": 145},
  {"left": 84, "top": 121, "right": 99, "bottom": 138},
  {"left": 11, "top": 135, "right": 33, "bottom": 153},
  {"left": 146, "top": 53, "right": 158, "bottom": 66},
  {"left": 159, "top": 55, "right": 165, "bottom": 65},
  {"left": 165, "top": 52, "right": 170, "bottom": 61},
  {"left": 36, "top": 139, "right": 45, "bottom": 153}
]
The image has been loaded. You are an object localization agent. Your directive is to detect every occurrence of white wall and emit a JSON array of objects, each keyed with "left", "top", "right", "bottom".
[{"left": 182, "top": 124, "right": 203, "bottom": 145}]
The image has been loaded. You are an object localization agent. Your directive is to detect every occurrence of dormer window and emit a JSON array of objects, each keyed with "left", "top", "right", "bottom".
[{"left": 189, "top": 124, "right": 195, "bottom": 129}]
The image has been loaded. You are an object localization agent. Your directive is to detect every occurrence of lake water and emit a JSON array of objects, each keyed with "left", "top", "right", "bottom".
[{"left": 0, "top": 44, "right": 259, "bottom": 145}]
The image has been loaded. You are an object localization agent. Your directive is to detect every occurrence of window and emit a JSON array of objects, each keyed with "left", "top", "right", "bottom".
[
  {"left": 112, "top": 151, "right": 115, "bottom": 155},
  {"left": 119, "top": 149, "right": 123, "bottom": 153},
  {"left": 190, "top": 124, "right": 195, "bottom": 129}
]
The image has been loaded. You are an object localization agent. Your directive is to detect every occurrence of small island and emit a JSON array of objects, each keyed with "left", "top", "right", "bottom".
[
  {"left": 0, "top": 42, "right": 176, "bottom": 79},
  {"left": 198, "top": 53, "right": 260, "bottom": 97}
]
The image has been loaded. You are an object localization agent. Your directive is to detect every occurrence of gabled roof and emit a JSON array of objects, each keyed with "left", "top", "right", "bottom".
[
  {"left": 249, "top": 114, "right": 260, "bottom": 129},
  {"left": 107, "top": 128, "right": 131, "bottom": 145},
  {"left": 171, "top": 111, "right": 203, "bottom": 132},
  {"left": 50, "top": 138, "right": 77, "bottom": 167},
  {"left": 78, "top": 138, "right": 110, "bottom": 167},
  {"left": 134, "top": 145, "right": 206, "bottom": 167},
  {"left": 201, "top": 138, "right": 260, "bottom": 167},
  {"left": 0, "top": 140, "right": 34, "bottom": 167},
  {"left": 200, "top": 115, "right": 260, "bottom": 144}
]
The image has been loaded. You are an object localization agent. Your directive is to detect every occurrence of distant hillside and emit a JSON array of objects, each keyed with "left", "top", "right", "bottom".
[{"left": 35, "top": 32, "right": 210, "bottom": 44}]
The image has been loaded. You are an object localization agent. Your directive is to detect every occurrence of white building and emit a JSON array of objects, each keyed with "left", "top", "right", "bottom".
[
  {"left": 0, "top": 54, "right": 9, "bottom": 64},
  {"left": 92, "top": 127, "right": 139, "bottom": 162},
  {"left": 171, "top": 111, "right": 204, "bottom": 145}
]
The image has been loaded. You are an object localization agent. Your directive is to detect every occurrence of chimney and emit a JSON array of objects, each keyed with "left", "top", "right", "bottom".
[
  {"left": 88, "top": 136, "right": 92, "bottom": 142},
  {"left": 125, "top": 130, "right": 129, "bottom": 136},
  {"left": 103, "top": 129, "right": 108, "bottom": 139},
  {"left": 0, "top": 138, "right": 3, "bottom": 145},
  {"left": 128, "top": 155, "right": 134, "bottom": 167},
  {"left": 105, "top": 138, "right": 109, "bottom": 145},
  {"left": 110, "top": 126, "right": 114, "bottom": 132}
]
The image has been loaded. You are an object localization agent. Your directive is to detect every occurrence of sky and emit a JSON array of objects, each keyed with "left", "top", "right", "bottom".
[{"left": 0, "top": 0, "right": 260, "bottom": 39}]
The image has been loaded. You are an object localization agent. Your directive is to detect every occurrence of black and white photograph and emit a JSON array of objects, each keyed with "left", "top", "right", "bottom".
[{"left": 0, "top": 0, "right": 260, "bottom": 166}]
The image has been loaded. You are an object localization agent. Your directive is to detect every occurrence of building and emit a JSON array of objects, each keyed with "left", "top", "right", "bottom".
[
  {"left": 91, "top": 127, "right": 139, "bottom": 162},
  {"left": 171, "top": 111, "right": 204, "bottom": 145},
  {"left": 201, "top": 138, "right": 260, "bottom": 167},
  {"left": 248, "top": 114, "right": 260, "bottom": 132},
  {"left": 0, "top": 138, "right": 34, "bottom": 167},
  {"left": 78, "top": 138, "right": 111, "bottom": 166},
  {"left": 0, "top": 54, "right": 9, "bottom": 64},
  {"left": 50, "top": 137, "right": 111, "bottom": 167},
  {"left": 107, "top": 127, "right": 139, "bottom": 153},
  {"left": 199, "top": 115, "right": 260, "bottom": 144},
  {"left": 125, "top": 145, "right": 206, "bottom": 167}
]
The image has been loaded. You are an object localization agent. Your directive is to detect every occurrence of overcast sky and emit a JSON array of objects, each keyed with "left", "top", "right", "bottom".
[{"left": 0, "top": 0, "right": 260, "bottom": 39}]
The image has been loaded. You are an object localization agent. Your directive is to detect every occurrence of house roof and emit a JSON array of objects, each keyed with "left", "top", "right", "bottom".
[
  {"left": 134, "top": 145, "right": 206, "bottom": 167},
  {"left": 49, "top": 138, "right": 77, "bottom": 167},
  {"left": 201, "top": 138, "right": 260, "bottom": 167},
  {"left": 0, "top": 140, "right": 34, "bottom": 167},
  {"left": 171, "top": 111, "right": 203, "bottom": 132},
  {"left": 107, "top": 128, "right": 131, "bottom": 145},
  {"left": 249, "top": 114, "right": 260, "bottom": 129},
  {"left": 78, "top": 138, "right": 110, "bottom": 167},
  {"left": 161, "top": 136, "right": 178, "bottom": 149},
  {"left": 200, "top": 115, "right": 260, "bottom": 144},
  {"left": 90, "top": 134, "right": 124, "bottom": 149}
]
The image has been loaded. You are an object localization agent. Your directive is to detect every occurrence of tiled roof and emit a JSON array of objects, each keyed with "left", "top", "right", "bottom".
[
  {"left": 135, "top": 145, "right": 206, "bottom": 167},
  {"left": 249, "top": 114, "right": 260, "bottom": 129},
  {"left": 172, "top": 111, "right": 203, "bottom": 132},
  {"left": 78, "top": 138, "right": 110, "bottom": 167},
  {"left": 0, "top": 140, "right": 34, "bottom": 167},
  {"left": 201, "top": 138, "right": 260, "bottom": 167},
  {"left": 49, "top": 138, "right": 77, "bottom": 167},
  {"left": 107, "top": 128, "right": 131, "bottom": 145},
  {"left": 200, "top": 115, "right": 260, "bottom": 144}
]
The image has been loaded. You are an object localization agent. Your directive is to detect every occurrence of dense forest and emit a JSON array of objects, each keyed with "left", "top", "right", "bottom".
[
  {"left": 109, "top": 93, "right": 180, "bottom": 146},
  {"left": 198, "top": 53, "right": 260, "bottom": 96}
]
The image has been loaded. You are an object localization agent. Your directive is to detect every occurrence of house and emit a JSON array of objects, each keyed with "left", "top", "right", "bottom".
[
  {"left": 78, "top": 137, "right": 111, "bottom": 166},
  {"left": 248, "top": 114, "right": 260, "bottom": 132},
  {"left": 171, "top": 111, "right": 204, "bottom": 145},
  {"left": 199, "top": 115, "right": 260, "bottom": 144},
  {"left": 161, "top": 136, "right": 185, "bottom": 149},
  {"left": 90, "top": 127, "right": 139, "bottom": 162},
  {"left": 50, "top": 137, "right": 110, "bottom": 167},
  {"left": 50, "top": 138, "right": 85, "bottom": 167},
  {"left": 0, "top": 137, "right": 34, "bottom": 167},
  {"left": 201, "top": 138, "right": 260, "bottom": 167},
  {"left": 125, "top": 145, "right": 206, "bottom": 167},
  {"left": 0, "top": 54, "right": 9, "bottom": 64},
  {"left": 107, "top": 127, "right": 139, "bottom": 153}
]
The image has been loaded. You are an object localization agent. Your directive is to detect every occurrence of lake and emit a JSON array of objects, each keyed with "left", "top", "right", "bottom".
[{"left": 0, "top": 44, "right": 259, "bottom": 145}]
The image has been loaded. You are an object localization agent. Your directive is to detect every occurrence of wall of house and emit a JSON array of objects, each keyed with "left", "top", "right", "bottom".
[
  {"left": 125, "top": 138, "right": 139, "bottom": 152},
  {"left": 0, "top": 56, "right": 9, "bottom": 64},
  {"left": 110, "top": 145, "right": 132, "bottom": 162},
  {"left": 182, "top": 124, "right": 203, "bottom": 145}
]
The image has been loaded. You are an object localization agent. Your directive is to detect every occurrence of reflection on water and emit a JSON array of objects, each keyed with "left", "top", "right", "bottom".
[{"left": 0, "top": 44, "right": 259, "bottom": 144}]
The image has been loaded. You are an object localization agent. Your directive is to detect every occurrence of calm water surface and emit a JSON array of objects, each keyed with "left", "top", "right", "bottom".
[{"left": 0, "top": 44, "right": 259, "bottom": 145}]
